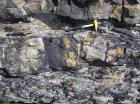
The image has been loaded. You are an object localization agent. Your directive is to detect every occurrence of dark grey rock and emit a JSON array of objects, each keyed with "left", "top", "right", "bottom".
[{"left": 46, "top": 0, "right": 140, "bottom": 24}]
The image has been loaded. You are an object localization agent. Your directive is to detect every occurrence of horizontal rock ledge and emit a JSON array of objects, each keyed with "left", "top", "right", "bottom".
[{"left": 0, "top": 28, "right": 140, "bottom": 76}]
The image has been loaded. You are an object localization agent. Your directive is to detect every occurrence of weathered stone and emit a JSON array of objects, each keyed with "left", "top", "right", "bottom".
[
  {"left": 64, "top": 52, "right": 77, "bottom": 68},
  {"left": 111, "top": 4, "right": 140, "bottom": 24},
  {"left": 0, "top": 13, "right": 140, "bottom": 76},
  {"left": 0, "top": 4, "right": 140, "bottom": 103},
  {"left": 106, "top": 47, "right": 125, "bottom": 63},
  {"left": 43, "top": 36, "right": 78, "bottom": 70},
  {"left": 0, "top": 33, "right": 139, "bottom": 103},
  {"left": 83, "top": 36, "right": 108, "bottom": 61},
  {"left": 24, "top": 0, "right": 47, "bottom": 14},
  {"left": 46, "top": 0, "right": 113, "bottom": 20},
  {"left": 0, "top": 36, "right": 45, "bottom": 76},
  {"left": 46, "top": 0, "right": 140, "bottom": 24},
  {"left": 0, "top": 0, "right": 27, "bottom": 21}
]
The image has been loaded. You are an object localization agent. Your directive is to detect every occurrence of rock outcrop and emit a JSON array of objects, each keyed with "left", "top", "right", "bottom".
[
  {"left": 0, "top": 0, "right": 140, "bottom": 103},
  {"left": 0, "top": 0, "right": 140, "bottom": 25},
  {"left": 0, "top": 0, "right": 27, "bottom": 21},
  {"left": 46, "top": 0, "right": 140, "bottom": 24},
  {"left": 0, "top": 14, "right": 140, "bottom": 76}
]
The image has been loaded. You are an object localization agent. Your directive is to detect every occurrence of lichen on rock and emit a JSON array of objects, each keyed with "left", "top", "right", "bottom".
[{"left": 0, "top": 0, "right": 140, "bottom": 104}]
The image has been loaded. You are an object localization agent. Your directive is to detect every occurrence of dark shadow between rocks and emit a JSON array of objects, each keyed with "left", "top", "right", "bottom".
[
  {"left": 31, "top": 13, "right": 68, "bottom": 30},
  {"left": 126, "top": 56, "right": 140, "bottom": 69},
  {"left": 0, "top": 68, "right": 24, "bottom": 78},
  {"left": 32, "top": 12, "right": 138, "bottom": 32},
  {"left": 127, "top": 0, "right": 139, "bottom": 5},
  {"left": 31, "top": 13, "right": 90, "bottom": 30},
  {"left": 6, "top": 32, "right": 26, "bottom": 36},
  {"left": 87, "top": 60, "right": 114, "bottom": 67}
]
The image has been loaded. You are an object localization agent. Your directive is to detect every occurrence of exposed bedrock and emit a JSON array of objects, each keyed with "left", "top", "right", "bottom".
[
  {"left": 46, "top": 0, "right": 140, "bottom": 24},
  {"left": 0, "top": 27, "right": 140, "bottom": 76},
  {"left": 0, "top": 0, "right": 27, "bottom": 21},
  {"left": 0, "top": 0, "right": 140, "bottom": 103},
  {"left": 0, "top": 0, "right": 140, "bottom": 24}
]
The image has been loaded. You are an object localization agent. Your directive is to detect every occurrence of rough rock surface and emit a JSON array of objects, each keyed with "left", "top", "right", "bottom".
[
  {"left": 1, "top": 0, "right": 140, "bottom": 24},
  {"left": 46, "top": 0, "right": 140, "bottom": 24},
  {"left": 0, "top": 0, "right": 27, "bottom": 21},
  {"left": 1, "top": 65, "right": 140, "bottom": 103},
  {"left": 0, "top": 0, "right": 140, "bottom": 104},
  {"left": 0, "top": 12, "right": 140, "bottom": 103},
  {"left": 24, "top": 0, "right": 47, "bottom": 14},
  {"left": 1, "top": 14, "right": 140, "bottom": 76}
]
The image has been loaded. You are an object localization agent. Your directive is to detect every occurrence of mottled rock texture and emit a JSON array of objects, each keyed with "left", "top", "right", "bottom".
[
  {"left": 24, "top": 0, "right": 47, "bottom": 14},
  {"left": 47, "top": 0, "right": 140, "bottom": 24},
  {"left": 0, "top": 0, "right": 27, "bottom": 21},
  {"left": 0, "top": 65, "right": 140, "bottom": 103},
  {"left": 1, "top": 22, "right": 140, "bottom": 76},
  {"left": 0, "top": 13, "right": 140, "bottom": 103},
  {"left": 0, "top": 0, "right": 140, "bottom": 104},
  {"left": 1, "top": 0, "right": 140, "bottom": 24}
]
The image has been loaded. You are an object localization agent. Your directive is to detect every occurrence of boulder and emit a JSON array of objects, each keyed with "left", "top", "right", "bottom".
[
  {"left": 43, "top": 36, "right": 78, "bottom": 70},
  {"left": 0, "top": 0, "right": 27, "bottom": 21},
  {"left": 82, "top": 36, "right": 108, "bottom": 62},
  {"left": 0, "top": 34, "right": 78, "bottom": 76},
  {"left": 0, "top": 37, "right": 45, "bottom": 76}
]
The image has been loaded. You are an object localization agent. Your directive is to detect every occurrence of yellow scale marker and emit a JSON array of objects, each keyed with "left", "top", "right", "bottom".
[
  {"left": 67, "top": 19, "right": 99, "bottom": 31},
  {"left": 93, "top": 19, "right": 98, "bottom": 31},
  {"left": 82, "top": 19, "right": 98, "bottom": 31}
]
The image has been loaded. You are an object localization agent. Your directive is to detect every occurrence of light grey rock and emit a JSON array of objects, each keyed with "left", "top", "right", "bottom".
[
  {"left": 0, "top": 75, "right": 2, "bottom": 81},
  {"left": 24, "top": 0, "right": 47, "bottom": 14},
  {"left": 83, "top": 36, "right": 108, "bottom": 61},
  {"left": 0, "top": 0, "right": 27, "bottom": 21}
]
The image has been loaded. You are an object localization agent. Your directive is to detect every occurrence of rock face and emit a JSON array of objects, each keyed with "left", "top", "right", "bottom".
[
  {"left": 0, "top": 15, "right": 140, "bottom": 76},
  {"left": 0, "top": 0, "right": 27, "bottom": 21},
  {"left": 0, "top": 35, "right": 78, "bottom": 76},
  {"left": 24, "top": 0, "right": 47, "bottom": 14},
  {"left": 0, "top": 64, "right": 140, "bottom": 103},
  {"left": 0, "top": 37, "right": 45, "bottom": 76},
  {"left": 0, "top": 0, "right": 140, "bottom": 24},
  {"left": 46, "top": 0, "right": 140, "bottom": 24},
  {"left": 0, "top": 0, "right": 140, "bottom": 103},
  {"left": 47, "top": 0, "right": 112, "bottom": 20}
]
